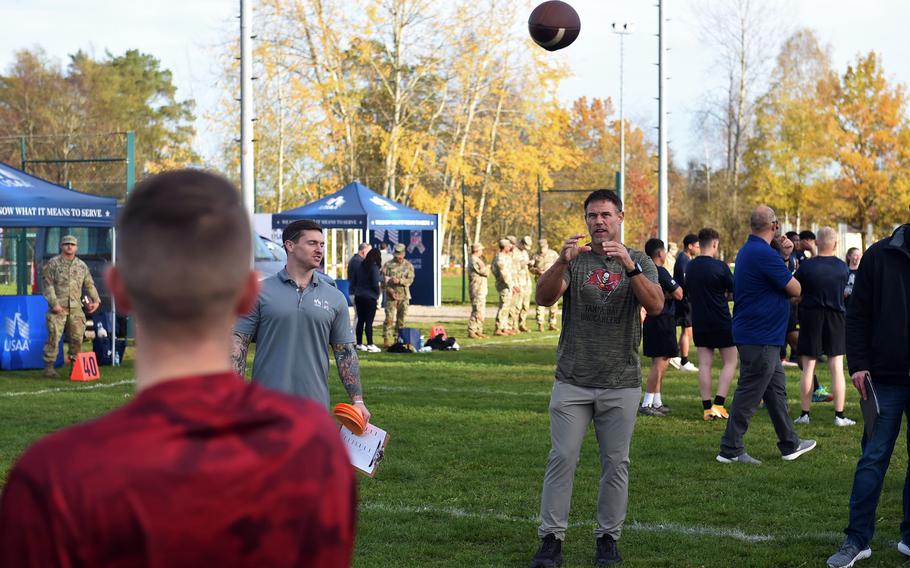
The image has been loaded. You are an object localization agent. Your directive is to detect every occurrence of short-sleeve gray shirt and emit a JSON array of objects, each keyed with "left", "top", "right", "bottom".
[
  {"left": 234, "top": 268, "right": 355, "bottom": 407},
  {"left": 555, "top": 249, "right": 658, "bottom": 389}
]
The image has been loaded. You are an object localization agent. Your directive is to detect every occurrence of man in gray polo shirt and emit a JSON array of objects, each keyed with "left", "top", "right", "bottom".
[
  {"left": 531, "top": 189, "right": 664, "bottom": 568},
  {"left": 232, "top": 220, "right": 370, "bottom": 422}
]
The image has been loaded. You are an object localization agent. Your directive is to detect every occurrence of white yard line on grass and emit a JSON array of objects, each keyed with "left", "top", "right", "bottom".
[
  {"left": 359, "top": 502, "right": 842, "bottom": 543},
  {"left": 1, "top": 379, "right": 135, "bottom": 397}
]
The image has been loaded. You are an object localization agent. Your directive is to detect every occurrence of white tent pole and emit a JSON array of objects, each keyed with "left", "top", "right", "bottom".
[{"left": 111, "top": 227, "right": 118, "bottom": 367}]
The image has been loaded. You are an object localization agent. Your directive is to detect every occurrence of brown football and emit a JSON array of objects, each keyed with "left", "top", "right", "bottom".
[{"left": 528, "top": 1, "right": 581, "bottom": 52}]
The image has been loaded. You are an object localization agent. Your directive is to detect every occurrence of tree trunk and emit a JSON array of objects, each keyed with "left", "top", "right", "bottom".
[{"left": 474, "top": 88, "right": 505, "bottom": 244}]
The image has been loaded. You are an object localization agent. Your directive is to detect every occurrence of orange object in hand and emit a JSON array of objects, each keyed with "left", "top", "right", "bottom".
[{"left": 333, "top": 403, "right": 366, "bottom": 436}]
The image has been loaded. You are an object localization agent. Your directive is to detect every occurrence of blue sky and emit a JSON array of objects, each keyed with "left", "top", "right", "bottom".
[{"left": 2, "top": 0, "right": 908, "bottom": 168}]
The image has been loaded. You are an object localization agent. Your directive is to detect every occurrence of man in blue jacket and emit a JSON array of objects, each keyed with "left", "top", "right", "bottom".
[{"left": 827, "top": 222, "right": 910, "bottom": 568}]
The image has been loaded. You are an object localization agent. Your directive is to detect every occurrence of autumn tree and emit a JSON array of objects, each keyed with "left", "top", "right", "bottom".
[
  {"left": 831, "top": 52, "right": 910, "bottom": 246},
  {"left": 743, "top": 29, "right": 838, "bottom": 226},
  {"left": 695, "top": 0, "right": 781, "bottom": 247},
  {"left": 0, "top": 48, "right": 197, "bottom": 197},
  {"left": 552, "top": 97, "right": 656, "bottom": 247}
]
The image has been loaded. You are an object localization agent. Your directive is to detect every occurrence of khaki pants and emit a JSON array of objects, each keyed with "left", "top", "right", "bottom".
[
  {"left": 517, "top": 283, "right": 531, "bottom": 330},
  {"left": 538, "top": 381, "right": 641, "bottom": 541},
  {"left": 383, "top": 298, "right": 409, "bottom": 344},
  {"left": 536, "top": 303, "right": 560, "bottom": 329},
  {"left": 495, "top": 289, "right": 512, "bottom": 331},
  {"left": 468, "top": 296, "right": 485, "bottom": 334},
  {"left": 43, "top": 310, "right": 86, "bottom": 364}
]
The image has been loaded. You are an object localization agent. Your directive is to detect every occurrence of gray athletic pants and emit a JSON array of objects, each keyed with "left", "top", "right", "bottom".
[
  {"left": 538, "top": 380, "right": 641, "bottom": 541},
  {"left": 719, "top": 344, "right": 800, "bottom": 457}
]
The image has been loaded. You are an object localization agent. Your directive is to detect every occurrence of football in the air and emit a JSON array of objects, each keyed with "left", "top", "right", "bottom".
[{"left": 528, "top": 1, "right": 581, "bottom": 52}]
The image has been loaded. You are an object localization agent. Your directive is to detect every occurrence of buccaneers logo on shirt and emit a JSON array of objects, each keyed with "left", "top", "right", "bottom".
[{"left": 584, "top": 269, "right": 622, "bottom": 294}]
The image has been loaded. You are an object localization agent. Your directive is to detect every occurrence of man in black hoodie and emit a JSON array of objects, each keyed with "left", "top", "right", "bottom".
[{"left": 827, "top": 223, "right": 910, "bottom": 568}]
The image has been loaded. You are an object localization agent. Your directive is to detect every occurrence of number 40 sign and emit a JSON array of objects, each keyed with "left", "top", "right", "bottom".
[{"left": 70, "top": 352, "right": 101, "bottom": 382}]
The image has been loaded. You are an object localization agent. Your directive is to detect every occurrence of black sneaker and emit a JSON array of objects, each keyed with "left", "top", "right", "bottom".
[
  {"left": 595, "top": 535, "right": 622, "bottom": 566},
  {"left": 530, "top": 534, "right": 563, "bottom": 568}
]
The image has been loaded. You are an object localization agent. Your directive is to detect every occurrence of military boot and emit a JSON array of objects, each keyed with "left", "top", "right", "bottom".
[
  {"left": 538, "top": 324, "right": 545, "bottom": 332},
  {"left": 42, "top": 363, "right": 57, "bottom": 378}
]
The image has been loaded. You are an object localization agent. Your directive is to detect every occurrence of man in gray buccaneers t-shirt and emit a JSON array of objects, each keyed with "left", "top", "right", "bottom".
[{"left": 529, "top": 190, "right": 663, "bottom": 568}]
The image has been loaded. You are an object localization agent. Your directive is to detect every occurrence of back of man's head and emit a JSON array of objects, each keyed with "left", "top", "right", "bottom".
[
  {"left": 750, "top": 206, "right": 776, "bottom": 233},
  {"left": 698, "top": 227, "right": 720, "bottom": 250},
  {"left": 816, "top": 226, "right": 837, "bottom": 253},
  {"left": 115, "top": 169, "right": 252, "bottom": 334},
  {"left": 645, "top": 238, "right": 665, "bottom": 260}
]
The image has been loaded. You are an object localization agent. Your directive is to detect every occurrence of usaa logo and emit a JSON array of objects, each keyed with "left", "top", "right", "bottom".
[
  {"left": 312, "top": 298, "right": 333, "bottom": 313},
  {"left": 4, "top": 312, "right": 31, "bottom": 352}
]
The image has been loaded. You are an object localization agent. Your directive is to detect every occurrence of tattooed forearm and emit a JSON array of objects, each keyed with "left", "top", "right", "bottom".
[
  {"left": 331, "top": 342, "right": 363, "bottom": 399},
  {"left": 231, "top": 332, "right": 253, "bottom": 377}
]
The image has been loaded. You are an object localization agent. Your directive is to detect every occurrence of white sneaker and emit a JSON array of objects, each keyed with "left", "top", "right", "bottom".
[
  {"left": 366, "top": 344, "right": 381, "bottom": 353},
  {"left": 794, "top": 414, "right": 810, "bottom": 425},
  {"left": 355, "top": 344, "right": 367, "bottom": 351},
  {"left": 782, "top": 438, "right": 817, "bottom": 461},
  {"left": 668, "top": 357, "right": 682, "bottom": 369},
  {"left": 899, "top": 541, "right": 910, "bottom": 557},
  {"left": 835, "top": 416, "right": 856, "bottom": 427},
  {"left": 681, "top": 361, "right": 699, "bottom": 372}
]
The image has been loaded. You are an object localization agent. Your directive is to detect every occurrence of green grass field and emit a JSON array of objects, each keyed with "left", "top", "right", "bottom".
[{"left": 0, "top": 319, "right": 906, "bottom": 567}]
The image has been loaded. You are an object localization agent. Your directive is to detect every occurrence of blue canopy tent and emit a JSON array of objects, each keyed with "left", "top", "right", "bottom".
[
  {"left": 0, "top": 161, "right": 119, "bottom": 369},
  {"left": 0, "top": 161, "right": 117, "bottom": 227},
  {"left": 273, "top": 182, "right": 439, "bottom": 306}
]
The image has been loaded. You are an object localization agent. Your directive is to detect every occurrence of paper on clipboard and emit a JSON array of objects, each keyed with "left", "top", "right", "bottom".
[
  {"left": 859, "top": 375, "right": 880, "bottom": 438},
  {"left": 339, "top": 422, "right": 389, "bottom": 477}
]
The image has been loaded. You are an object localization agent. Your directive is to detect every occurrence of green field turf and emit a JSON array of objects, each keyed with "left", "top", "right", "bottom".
[{"left": 0, "top": 320, "right": 906, "bottom": 567}]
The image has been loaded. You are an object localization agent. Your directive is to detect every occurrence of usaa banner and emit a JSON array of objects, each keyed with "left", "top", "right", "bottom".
[{"left": 0, "top": 295, "right": 63, "bottom": 370}]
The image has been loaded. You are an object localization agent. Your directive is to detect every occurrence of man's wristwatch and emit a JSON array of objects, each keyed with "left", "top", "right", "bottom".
[{"left": 625, "top": 262, "right": 643, "bottom": 278}]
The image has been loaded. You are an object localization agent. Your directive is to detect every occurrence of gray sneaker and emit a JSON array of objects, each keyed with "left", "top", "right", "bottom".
[
  {"left": 638, "top": 406, "right": 664, "bottom": 417},
  {"left": 826, "top": 540, "right": 871, "bottom": 567},
  {"left": 782, "top": 439, "right": 817, "bottom": 461},
  {"left": 716, "top": 452, "right": 762, "bottom": 465}
]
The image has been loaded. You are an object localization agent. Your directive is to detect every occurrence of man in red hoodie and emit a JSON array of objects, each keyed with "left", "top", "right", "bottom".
[{"left": 0, "top": 170, "right": 356, "bottom": 568}]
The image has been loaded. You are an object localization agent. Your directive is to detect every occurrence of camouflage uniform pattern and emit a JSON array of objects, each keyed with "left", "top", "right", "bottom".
[
  {"left": 532, "top": 247, "right": 561, "bottom": 330},
  {"left": 468, "top": 254, "right": 489, "bottom": 336},
  {"left": 513, "top": 246, "right": 532, "bottom": 331},
  {"left": 381, "top": 257, "right": 415, "bottom": 344},
  {"left": 491, "top": 250, "right": 515, "bottom": 333},
  {"left": 42, "top": 255, "right": 99, "bottom": 363}
]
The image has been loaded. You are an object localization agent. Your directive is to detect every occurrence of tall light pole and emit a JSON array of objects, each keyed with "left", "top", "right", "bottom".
[
  {"left": 656, "top": 0, "right": 668, "bottom": 243},
  {"left": 611, "top": 21, "right": 634, "bottom": 243},
  {"left": 240, "top": 0, "right": 255, "bottom": 216}
]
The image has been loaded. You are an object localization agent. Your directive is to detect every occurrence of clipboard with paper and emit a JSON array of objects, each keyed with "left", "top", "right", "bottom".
[
  {"left": 859, "top": 375, "right": 880, "bottom": 438},
  {"left": 339, "top": 422, "right": 389, "bottom": 477}
]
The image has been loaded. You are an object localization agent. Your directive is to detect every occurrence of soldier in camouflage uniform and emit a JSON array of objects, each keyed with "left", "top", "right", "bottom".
[
  {"left": 381, "top": 243, "right": 415, "bottom": 345},
  {"left": 491, "top": 239, "right": 518, "bottom": 336},
  {"left": 531, "top": 238, "right": 561, "bottom": 331},
  {"left": 514, "top": 236, "right": 533, "bottom": 332},
  {"left": 506, "top": 236, "right": 520, "bottom": 332},
  {"left": 467, "top": 242, "right": 489, "bottom": 339},
  {"left": 41, "top": 235, "right": 100, "bottom": 377}
]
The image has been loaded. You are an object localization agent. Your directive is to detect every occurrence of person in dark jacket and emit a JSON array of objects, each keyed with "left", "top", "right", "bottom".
[
  {"left": 827, "top": 223, "right": 910, "bottom": 568},
  {"left": 355, "top": 248, "right": 383, "bottom": 353}
]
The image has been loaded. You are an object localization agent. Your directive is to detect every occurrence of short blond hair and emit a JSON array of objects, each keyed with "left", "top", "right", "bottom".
[{"left": 816, "top": 226, "right": 837, "bottom": 252}]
